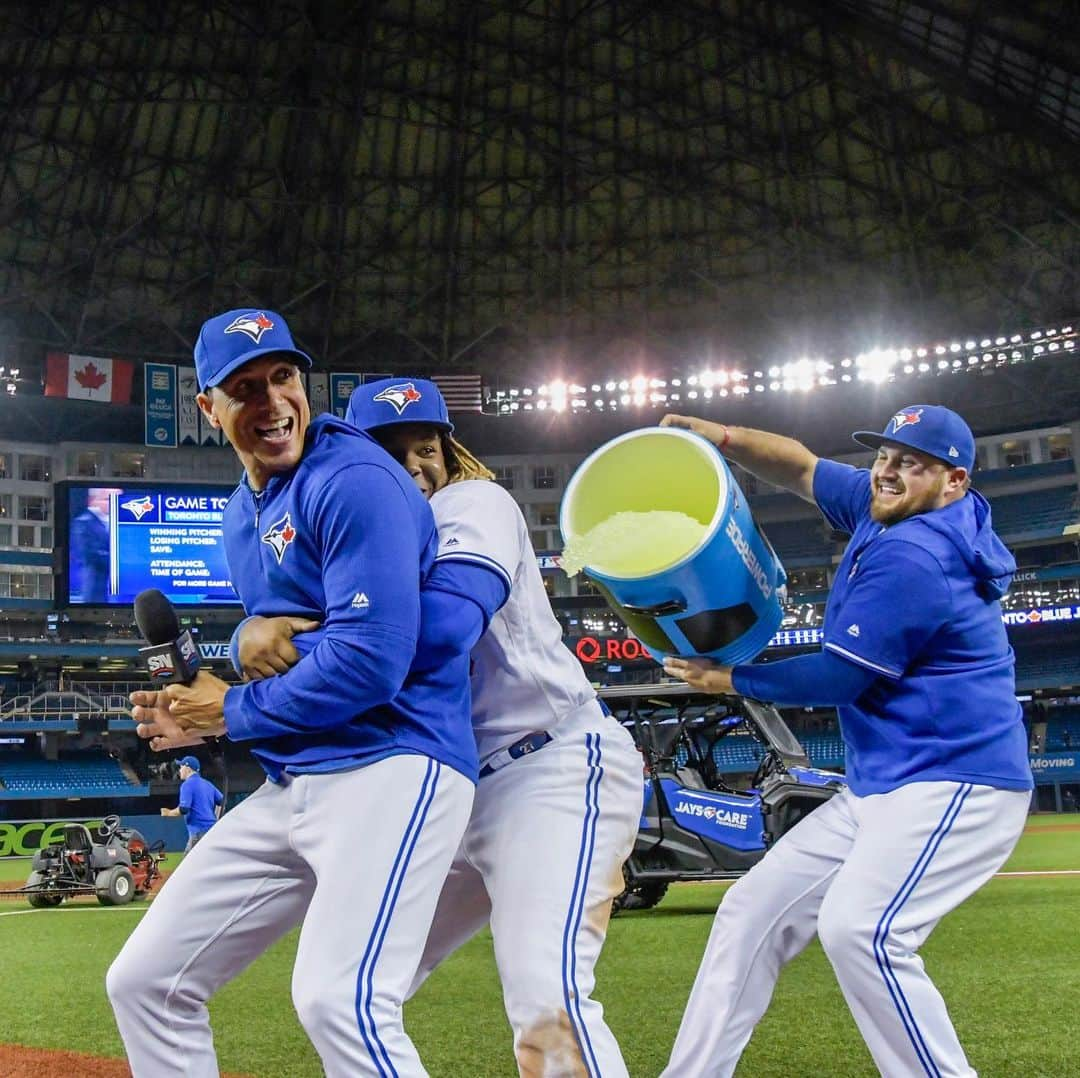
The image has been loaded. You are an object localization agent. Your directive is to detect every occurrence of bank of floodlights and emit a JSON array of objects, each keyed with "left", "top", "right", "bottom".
[
  {"left": 0, "top": 366, "right": 19, "bottom": 395},
  {"left": 490, "top": 322, "right": 1076, "bottom": 414}
]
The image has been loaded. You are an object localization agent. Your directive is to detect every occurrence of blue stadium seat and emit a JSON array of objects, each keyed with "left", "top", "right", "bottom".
[
  {"left": 759, "top": 519, "right": 834, "bottom": 567},
  {"left": 985, "top": 487, "right": 1078, "bottom": 541},
  {"left": 0, "top": 752, "right": 145, "bottom": 799}
]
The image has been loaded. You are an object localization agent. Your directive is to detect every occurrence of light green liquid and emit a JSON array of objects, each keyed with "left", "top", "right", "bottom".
[{"left": 561, "top": 510, "right": 708, "bottom": 578}]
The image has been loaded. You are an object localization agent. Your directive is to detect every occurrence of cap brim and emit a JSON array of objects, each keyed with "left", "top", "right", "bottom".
[
  {"left": 202, "top": 345, "right": 312, "bottom": 390},
  {"left": 851, "top": 431, "right": 889, "bottom": 451},
  {"left": 851, "top": 430, "right": 968, "bottom": 469},
  {"left": 357, "top": 415, "right": 454, "bottom": 435}
]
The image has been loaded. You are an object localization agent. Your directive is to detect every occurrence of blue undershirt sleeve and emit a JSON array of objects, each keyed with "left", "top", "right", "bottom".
[
  {"left": 414, "top": 560, "right": 508, "bottom": 669},
  {"left": 732, "top": 649, "right": 879, "bottom": 706},
  {"left": 228, "top": 615, "right": 257, "bottom": 677}
]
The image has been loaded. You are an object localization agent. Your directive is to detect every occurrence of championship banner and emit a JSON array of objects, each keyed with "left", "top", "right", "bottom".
[
  {"left": 199, "top": 407, "right": 224, "bottom": 446},
  {"left": 306, "top": 371, "right": 329, "bottom": 416},
  {"left": 144, "top": 363, "right": 178, "bottom": 448},
  {"left": 177, "top": 366, "right": 200, "bottom": 446},
  {"left": 329, "top": 372, "right": 363, "bottom": 418}
]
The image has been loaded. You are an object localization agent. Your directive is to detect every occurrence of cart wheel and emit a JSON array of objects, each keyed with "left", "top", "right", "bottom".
[
  {"left": 96, "top": 866, "right": 135, "bottom": 906},
  {"left": 611, "top": 864, "right": 669, "bottom": 915},
  {"left": 26, "top": 871, "right": 63, "bottom": 908}
]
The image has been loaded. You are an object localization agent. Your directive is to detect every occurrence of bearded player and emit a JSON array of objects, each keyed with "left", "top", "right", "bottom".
[{"left": 658, "top": 404, "right": 1032, "bottom": 1077}]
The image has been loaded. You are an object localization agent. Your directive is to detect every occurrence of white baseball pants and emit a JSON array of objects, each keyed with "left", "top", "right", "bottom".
[
  {"left": 107, "top": 754, "right": 473, "bottom": 1078},
  {"left": 662, "top": 781, "right": 1030, "bottom": 1078},
  {"left": 408, "top": 702, "right": 644, "bottom": 1077}
]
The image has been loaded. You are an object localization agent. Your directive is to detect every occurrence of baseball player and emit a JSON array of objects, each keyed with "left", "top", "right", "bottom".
[
  {"left": 235, "top": 378, "right": 644, "bottom": 1077},
  {"left": 159, "top": 755, "right": 222, "bottom": 851},
  {"left": 656, "top": 405, "right": 1033, "bottom": 1077},
  {"left": 107, "top": 311, "right": 478, "bottom": 1078}
]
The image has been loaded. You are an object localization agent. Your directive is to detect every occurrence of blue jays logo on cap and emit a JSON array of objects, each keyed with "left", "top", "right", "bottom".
[
  {"left": 890, "top": 408, "right": 923, "bottom": 432},
  {"left": 373, "top": 382, "right": 423, "bottom": 415},
  {"left": 261, "top": 512, "right": 297, "bottom": 564},
  {"left": 224, "top": 312, "right": 274, "bottom": 344},
  {"left": 345, "top": 376, "right": 454, "bottom": 435},
  {"left": 194, "top": 307, "right": 312, "bottom": 391},
  {"left": 852, "top": 403, "right": 975, "bottom": 472}
]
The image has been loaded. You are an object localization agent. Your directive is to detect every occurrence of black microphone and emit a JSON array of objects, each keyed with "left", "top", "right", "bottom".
[{"left": 134, "top": 588, "right": 202, "bottom": 684}]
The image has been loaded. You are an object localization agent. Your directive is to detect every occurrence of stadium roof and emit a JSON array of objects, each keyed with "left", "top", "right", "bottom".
[{"left": 0, "top": 0, "right": 1076, "bottom": 384}]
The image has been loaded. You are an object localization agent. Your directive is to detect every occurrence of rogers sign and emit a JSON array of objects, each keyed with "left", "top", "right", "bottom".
[{"left": 574, "top": 636, "right": 648, "bottom": 663}]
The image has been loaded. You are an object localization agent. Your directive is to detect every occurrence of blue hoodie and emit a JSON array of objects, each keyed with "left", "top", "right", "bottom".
[
  {"left": 220, "top": 414, "right": 477, "bottom": 783},
  {"left": 811, "top": 459, "right": 1032, "bottom": 795}
]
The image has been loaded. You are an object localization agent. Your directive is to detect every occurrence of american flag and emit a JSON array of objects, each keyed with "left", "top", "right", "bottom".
[{"left": 431, "top": 373, "right": 484, "bottom": 412}]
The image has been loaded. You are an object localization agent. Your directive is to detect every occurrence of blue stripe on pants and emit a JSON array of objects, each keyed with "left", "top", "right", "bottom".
[
  {"left": 872, "top": 782, "right": 972, "bottom": 1078},
  {"left": 561, "top": 732, "right": 604, "bottom": 1078},
  {"left": 354, "top": 759, "right": 441, "bottom": 1077}
]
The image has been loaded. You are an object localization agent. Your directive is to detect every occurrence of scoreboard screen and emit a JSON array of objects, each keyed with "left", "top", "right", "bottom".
[{"left": 58, "top": 482, "right": 241, "bottom": 606}]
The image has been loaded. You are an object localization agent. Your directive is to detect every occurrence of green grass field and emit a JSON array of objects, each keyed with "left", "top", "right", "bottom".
[{"left": 1, "top": 816, "right": 1077, "bottom": 1076}]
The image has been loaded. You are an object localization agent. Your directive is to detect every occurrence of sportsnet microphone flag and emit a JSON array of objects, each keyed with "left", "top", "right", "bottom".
[
  {"left": 44, "top": 352, "right": 134, "bottom": 404},
  {"left": 431, "top": 373, "right": 483, "bottom": 412}
]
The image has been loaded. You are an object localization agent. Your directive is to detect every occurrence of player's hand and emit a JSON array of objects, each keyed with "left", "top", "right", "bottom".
[
  {"left": 660, "top": 414, "right": 730, "bottom": 450},
  {"left": 663, "top": 656, "right": 736, "bottom": 695},
  {"left": 238, "top": 615, "right": 321, "bottom": 680},
  {"left": 161, "top": 670, "right": 232, "bottom": 731},
  {"left": 131, "top": 688, "right": 190, "bottom": 744},
  {"left": 149, "top": 727, "right": 218, "bottom": 753}
]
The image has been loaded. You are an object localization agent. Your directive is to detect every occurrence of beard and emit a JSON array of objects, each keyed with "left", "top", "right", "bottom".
[{"left": 870, "top": 471, "right": 947, "bottom": 524}]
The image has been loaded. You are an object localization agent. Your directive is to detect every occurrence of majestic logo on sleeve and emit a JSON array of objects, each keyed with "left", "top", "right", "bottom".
[
  {"left": 889, "top": 408, "right": 923, "bottom": 433},
  {"left": 261, "top": 512, "right": 297, "bottom": 564},
  {"left": 373, "top": 382, "right": 422, "bottom": 415},
  {"left": 224, "top": 312, "right": 274, "bottom": 344},
  {"left": 120, "top": 495, "right": 154, "bottom": 520}
]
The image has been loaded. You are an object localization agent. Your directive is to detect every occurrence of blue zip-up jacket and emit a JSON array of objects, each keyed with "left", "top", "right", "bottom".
[
  {"left": 220, "top": 414, "right": 477, "bottom": 783},
  {"left": 811, "top": 459, "right": 1033, "bottom": 796}
]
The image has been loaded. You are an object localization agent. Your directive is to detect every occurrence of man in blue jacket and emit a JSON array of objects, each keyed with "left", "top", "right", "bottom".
[
  {"left": 659, "top": 405, "right": 1033, "bottom": 1078},
  {"left": 159, "top": 755, "right": 222, "bottom": 851},
  {"left": 107, "top": 309, "right": 481, "bottom": 1078}
]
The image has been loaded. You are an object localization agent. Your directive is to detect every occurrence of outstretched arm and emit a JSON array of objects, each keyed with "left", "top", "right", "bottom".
[{"left": 660, "top": 415, "right": 819, "bottom": 503}]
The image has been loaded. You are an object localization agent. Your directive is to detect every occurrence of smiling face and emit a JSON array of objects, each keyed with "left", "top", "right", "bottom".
[
  {"left": 869, "top": 442, "right": 967, "bottom": 524},
  {"left": 374, "top": 424, "right": 449, "bottom": 499},
  {"left": 196, "top": 354, "right": 310, "bottom": 490}
]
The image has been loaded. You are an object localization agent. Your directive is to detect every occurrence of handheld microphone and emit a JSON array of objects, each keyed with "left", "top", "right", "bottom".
[{"left": 134, "top": 588, "right": 202, "bottom": 684}]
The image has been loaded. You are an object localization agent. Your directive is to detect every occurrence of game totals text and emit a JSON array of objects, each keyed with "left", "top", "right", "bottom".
[{"left": 66, "top": 484, "right": 240, "bottom": 606}]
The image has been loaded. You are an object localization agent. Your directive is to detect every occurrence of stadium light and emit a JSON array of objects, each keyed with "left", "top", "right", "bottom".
[{"left": 488, "top": 321, "right": 1075, "bottom": 415}]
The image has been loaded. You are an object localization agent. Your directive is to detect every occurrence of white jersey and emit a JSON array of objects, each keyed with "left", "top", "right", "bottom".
[{"left": 430, "top": 479, "right": 596, "bottom": 762}]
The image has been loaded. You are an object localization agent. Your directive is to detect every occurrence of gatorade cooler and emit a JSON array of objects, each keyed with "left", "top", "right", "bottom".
[{"left": 559, "top": 426, "right": 787, "bottom": 664}]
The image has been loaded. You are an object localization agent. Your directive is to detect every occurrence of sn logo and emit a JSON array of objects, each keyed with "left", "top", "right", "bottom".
[{"left": 147, "top": 653, "right": 174, "bottom": 675}]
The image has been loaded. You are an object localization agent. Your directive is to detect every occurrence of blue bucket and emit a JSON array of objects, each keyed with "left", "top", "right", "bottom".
[{"left": 559, "top": 427, "right": 787, "bottom": 664}]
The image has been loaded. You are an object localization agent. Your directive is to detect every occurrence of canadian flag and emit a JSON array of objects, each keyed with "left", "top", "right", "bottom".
[{"left": 44, "top": 352, "right": 135, "bottom": 404}]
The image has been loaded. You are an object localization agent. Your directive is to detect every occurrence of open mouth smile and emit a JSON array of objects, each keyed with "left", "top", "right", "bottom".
[{"left": 254, "top": 417, "right": 294, "bottom": 443}]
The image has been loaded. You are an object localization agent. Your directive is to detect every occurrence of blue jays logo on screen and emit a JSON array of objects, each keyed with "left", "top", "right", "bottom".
[
  {"left": 373, "top": 382, "right": 422, "bottom": 415},
  {"left": 262, "top": 512, "right": 297, "bottom": 564},
  {"left": 890, "top": 407, "right": 923, "bottom": 433},
  {"left": 120, "top": 495, "right": 156, "bottom": 522},
  {"left": 225, "top": 312, "right": 274, "bottom": 343}
]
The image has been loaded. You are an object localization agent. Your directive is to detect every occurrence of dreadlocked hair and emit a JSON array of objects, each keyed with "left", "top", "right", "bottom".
[{"left": 441, "top": 433, "right": 496, "bottom": 483}]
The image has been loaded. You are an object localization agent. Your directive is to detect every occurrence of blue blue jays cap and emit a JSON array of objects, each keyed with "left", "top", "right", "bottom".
[
  {"left": 194, "top": 309, "right": 312, "bottom": 391},
  {"left": 852, "top": 404, "right": 975, "bottom": 471},
  {"left": 178, "top": 755, "right": 200, "bottom": 772},
  {"left": 345, "top": 377, "right": 454, "bottom": 435}
]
